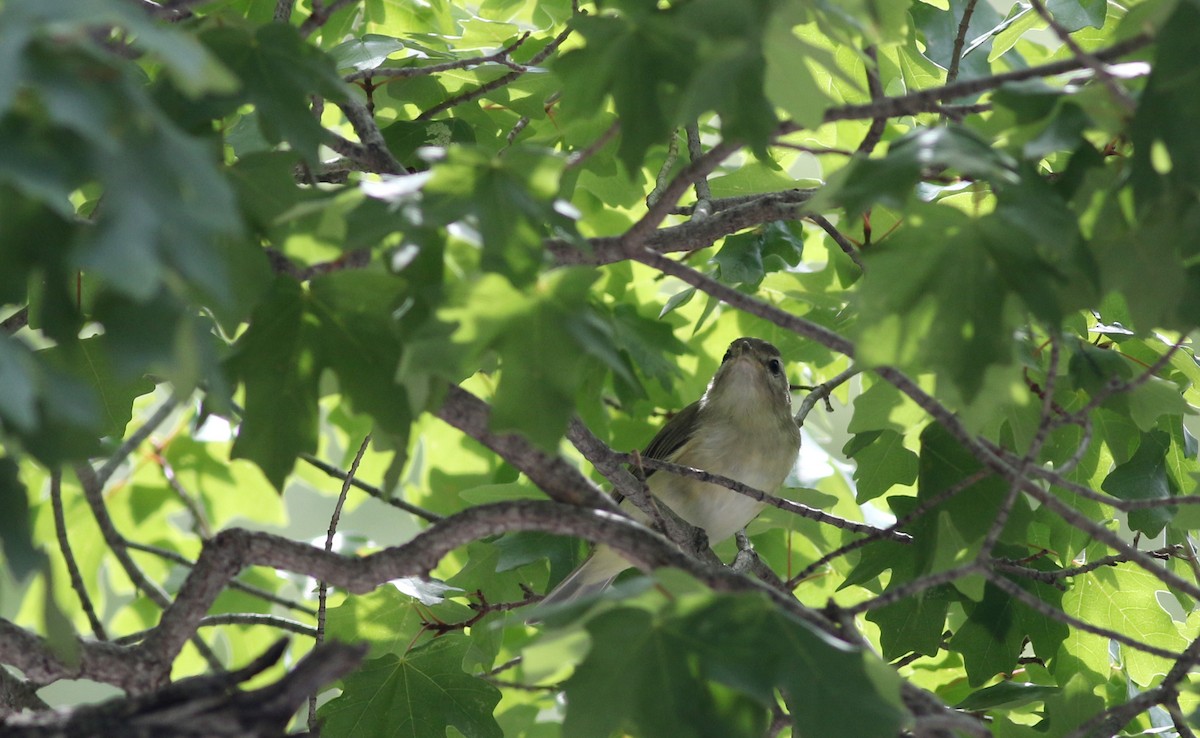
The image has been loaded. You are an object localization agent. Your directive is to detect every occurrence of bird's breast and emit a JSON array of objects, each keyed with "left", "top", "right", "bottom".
[{"left": 651, "top": 415, "right": 800, "bottom": 543}]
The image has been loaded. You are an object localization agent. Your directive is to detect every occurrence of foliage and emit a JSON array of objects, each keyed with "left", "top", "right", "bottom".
[{"left": 1, "top": 0, "right": 1200, "bottom": 736}]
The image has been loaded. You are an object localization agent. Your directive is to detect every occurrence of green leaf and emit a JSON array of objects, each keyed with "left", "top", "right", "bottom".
[
  {"left": 562, "top": 607, "right": 763, "bottom": 738},
  {"left": 0, "top": 338, "right": 37, "bottom": 431},
  {"left": 1101, "top": 429, "right": 1175, "bottom": 537},
  {"left": 201, "top": 24, "right": 349, "bottom": 161},
  {"left": 319, "top": 637, "right": 503, "bottom": 738},
  {"left": 423, "top": 145, "right": 574, "bottom": 287},
  {"left": 563, "top": 595, "right": 904, "bottom": 738},
  {"left": 831, "top": 126, "right": 1019, "bottom": 217},
  {"left": 381, "top": 119, "right": 476, "bottom": 166},
  {"left": 309, "top": 271, "right": 411, "bottom": 436},
  {"left": 913, "top": 423, "right": 1025, "bottom": 570},
  {"left": 39, "top": 337, "right": 156, "bottom": 440},
  {"left": 1062, "top": 567, "right": 1188, "bottom": 686},
  {"left": 416, "top": 269, "right": 616, "bottom": 451},
  {"left": 607, "top": 303, "right": 688, "bottom": 394},
  {"left": 845, "top": 429, "right": 919, "bottom": 503},
  {"left": 763, "top": 21, "right": 830, "bottom": 130},
  {"left": 947, "top": 583, "right": 1025, "bottom": 686},
  {"left": 326, "top": 586, "right": 472, "bottom": 659},
  {"left": 329, "top": 34, "right": 407, "bottom": 71},
  {"left": 1045, "top": 0, "right": 1106, "bottom": 31},
  {"left": 0, "top": 456, "right": 41, "bottom": 580},
  {"left": 911, "top": 0, "right": 1005, "bottom": 78},
  {"left": 555, "top": 0, "right": 777, "bottom": 173},
  {"left": 955, "top": 681, "right": 1059, "bottom": 711},
  {"left": 1037, "top": 673, "right": 1105, "bottom": 736},
  {"left": 866, "top": 586, "right": 952, "bottom": 660},
  {"left": 712, "top": 222, "right": 805, "bottom": 288},
  {"left": 1130, "top": 0, "right": 1200, "bottom": 201},
  {"left": 226, "top": 278, "right": 320, "bottom": 490},
  {"left": 854, "top": 204, "right": 1015, "bottom": 400},
  {"left": 681, "top": 595, "right": 905, "bottom": 738},
  {"left": 713, "top": 232, "right": 767, "bottom": 287},
  {"left": 1126, "top": 377, "right": 1189, "bottom": 432}
]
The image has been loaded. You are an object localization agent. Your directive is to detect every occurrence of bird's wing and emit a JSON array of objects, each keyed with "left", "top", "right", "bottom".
[{"left": 639, "top": 400, "right": 702, "bottom": 476}]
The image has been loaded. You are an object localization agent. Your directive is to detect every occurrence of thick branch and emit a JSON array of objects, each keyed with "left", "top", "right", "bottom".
[
  {"left": 133, "top": 499, "right": 846, "bottom": 672},
  {"left": 435, "top": 384, "right": 618, "bottom": 511},
  {"left": 1, "top": 640, "right": 364, "bottom": 738}
]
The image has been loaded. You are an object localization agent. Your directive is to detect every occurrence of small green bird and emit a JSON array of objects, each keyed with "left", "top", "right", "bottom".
[{"left": 539, "top": 337, "right": 802, "bottom": 609}]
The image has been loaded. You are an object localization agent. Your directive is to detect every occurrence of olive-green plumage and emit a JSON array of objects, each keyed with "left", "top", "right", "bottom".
[{"left": 539, "top": 337, "right": 801, "bottom": 609}]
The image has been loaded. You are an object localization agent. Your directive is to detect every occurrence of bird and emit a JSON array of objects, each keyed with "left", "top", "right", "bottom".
[{"left": 538, "top": 336, "right": 802, "bottom": 610}]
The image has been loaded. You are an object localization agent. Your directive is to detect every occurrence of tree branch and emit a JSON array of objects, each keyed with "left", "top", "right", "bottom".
[
  {"left": 417, "top": 25, "right": 574, "bottom": 120},
  {"left": 1, "top": 640, "right": 364, "bottom": 738},
  {"left": 806, "top": 33, "right": 1151, "bottom": 129},
  {"left": 346, "top": 34, "right": 529, "bottom": 82},
  {"left": 435, "top": 384, "right": 619, "bottom": 511},
  {"left": 548, "top": 189, "right": 816, "bottom": 266}
]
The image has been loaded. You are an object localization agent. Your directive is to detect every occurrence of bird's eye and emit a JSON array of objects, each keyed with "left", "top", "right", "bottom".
[{"left": 767, "top": 358, "right": 782, "bottom": 376}]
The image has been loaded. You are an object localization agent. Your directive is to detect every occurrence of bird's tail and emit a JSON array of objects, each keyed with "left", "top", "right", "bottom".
[{"left": 535, "top": 545, "right": 629, "bottom": 613}]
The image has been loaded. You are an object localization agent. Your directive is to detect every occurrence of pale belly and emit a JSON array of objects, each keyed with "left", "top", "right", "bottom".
[{"left": 648, "top": 441, "right": 795, "bottom": 543}]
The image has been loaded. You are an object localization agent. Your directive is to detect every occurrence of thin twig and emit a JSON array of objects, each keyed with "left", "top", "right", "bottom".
[
  {"left": 647, "top": 130, "right": 682, "bottom": 208},
  {"left": 97, "top": 396, "right": 181, "bottom": 488},
  {"left": 417, "top": 25, "right": 573, "bottom": 120},
  {"left": 51, "top": 470, "right": 107, "bottom": 641},
  {"left": 114, "top": 614, "right": 319, "bottom": 645},
  {"left": 309, "top": 434, "right": 370, "bottom": 731},
  {"left": 298, "top": 0, "right": 358, "bottom": 36},
  {"left": 565, "top": 120, "right": 620, "bottom": 169},
  {"left": 794, "top": 366, "right": 860, "bottom": 426},
  {"left": 944, "top": 0, "right": 979, "bottom": 87},
  {"left": 124, "top": 540, "right": 317, "bottom": 615},
  {"left": 845, "top": 564, "right": 981, "bottom": 615},
  {"left": 74, "top": 463, "right": 226, "bottom": 676},
  {"left": 299, "top": 452, "right": 441, "bottom": 521},
  {"left": 806, "top": 214, "right": 865, "bottom": 272},
  {"left": 152, "top": 443, "right": 213, "bottom": 538},
  {"left": 789, "top": 470, "right": 989, "bottom": 588},
  {"left": 807, "top": 33, "right": 1152, "bottom": 129},
  {"left": 1028, "top": 0, "right": 1135, "bottom": 114},
  {"left": 856, "top": 45, "right": 887, "bottom": 155},
  {"left": 979, "top": 333, "right": 1061, "bottom": 558},
  {"left": 346, "top": 34, "right": 529, "bottom": 82},
  {"left": 631, "top": 456, "right": 910, "bottom": 542},
  {"left": 685, "top": 122, "right": 713, "bottom": 207},
  {"left": 1, "top": 306, "right": 28, "bottom": 335}
]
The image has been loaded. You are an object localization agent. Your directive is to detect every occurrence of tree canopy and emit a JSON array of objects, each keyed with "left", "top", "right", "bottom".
[{"left": 2, "top": 0, "right": 1200, "bottom": 736}]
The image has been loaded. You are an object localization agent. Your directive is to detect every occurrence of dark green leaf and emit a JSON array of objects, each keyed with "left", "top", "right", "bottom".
[
  {"left": 201, "top": 24, "right": 349, "bottom": 161},
  {"left": 309, "top": 271, "right": 411, "bottom": 436},
  {"left": 955, "top": 681, "right": 1059, "bottom": 711},
  {"left": 1045, "top": 0, "right": 1106, "bottom": 31},
  {"left": 866, "top": 586, "right": 952, "bottom": 660},
  {"left": 0, "top": 456, "right": 41, "bottom": 580},
  {"left": 319, "top": 637, "right": 503, "bottom": 738},
  {"left": 855, "top": 204, "right": 1014, "bottom": 400},
  {"left": 1101, "top": 429, "right": 1175, "bottom": 536},
  {"left": 381, "top": 118, "right": 476, "bottom": 167},
  {"left": 845, "top": 429, "right": 919, "bottom": 503},
  {"left": 831, "top": 126, "right": 1019, "bottom": 216},
  {"left": 39, "top": 337, "right": 155, "bottom": 440},
  {"left": 0, "top": 338, "right": 37, "bottom": 431},
  {"left": 226, "top": 278, "right": 319, "bottom": 490}
]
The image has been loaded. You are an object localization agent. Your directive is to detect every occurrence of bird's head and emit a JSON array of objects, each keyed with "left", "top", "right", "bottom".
[{"left": 703, "top": 337, "right": 793, "bottom": 418}]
